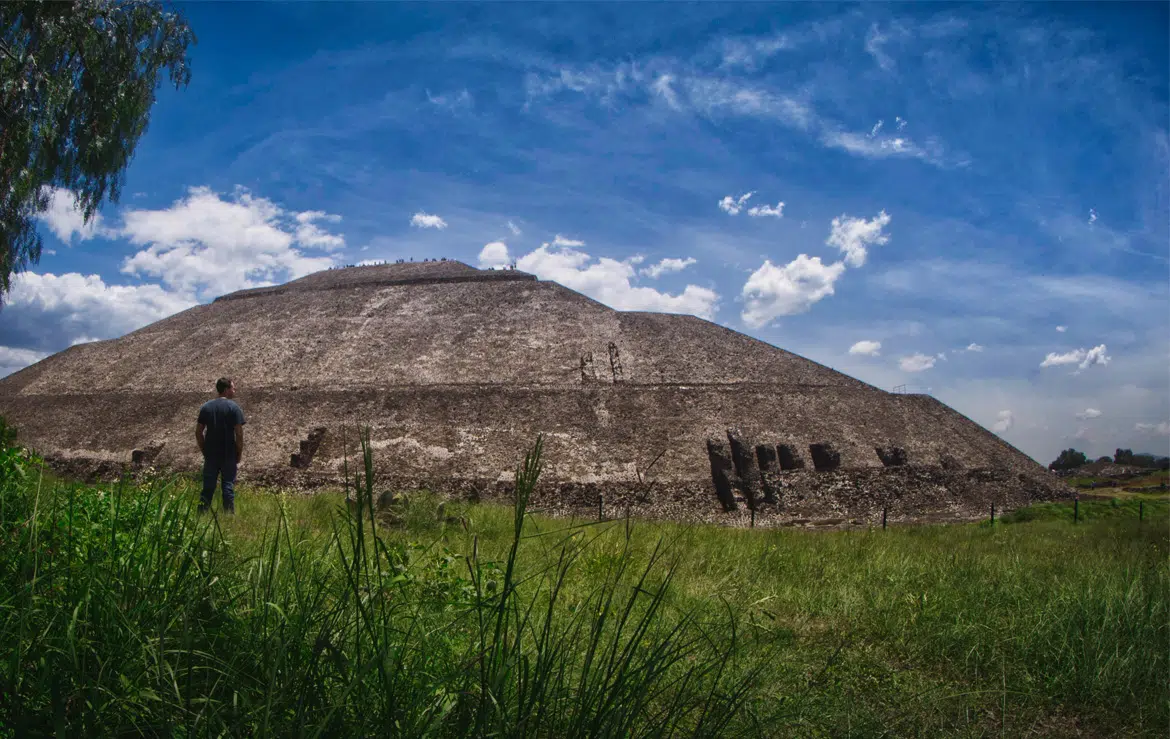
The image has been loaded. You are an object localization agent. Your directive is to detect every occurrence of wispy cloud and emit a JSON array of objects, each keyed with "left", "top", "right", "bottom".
[
  {"left": 642, "top": 257, "right": 697, "bottom": 279},
  {"left": 426, "top": 88, "right": 473, "bottom": 111},
  {"left": 820, "top": 130, "right": 947, "bottom": 166},
  {"left": 1134, "top": 421, "right": 1170, "bottom": 436},
  {"left": 899, "top": 352, "right": 937, "bottom": 372},
  {"left": 550, "top": 234, "right": 584, "bottom": 248},
  {"left": 718, "top": 192, "right": 754, "bottom": 215},
  {"left": 1076, "top": 408, "right": 1102, "bottom": 420},
  {"left": 746, "top": 201, "right": 785, "bottom": 218}
]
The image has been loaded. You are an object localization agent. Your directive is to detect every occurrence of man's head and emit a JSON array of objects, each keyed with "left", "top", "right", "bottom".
[{"left": 216, "top": 377, "right": 235, "bottom": 399}]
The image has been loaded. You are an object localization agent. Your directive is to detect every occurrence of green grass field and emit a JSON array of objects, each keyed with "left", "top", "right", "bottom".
[{"left": 0, "top": 440, "right": 1166, "bottom": 737}]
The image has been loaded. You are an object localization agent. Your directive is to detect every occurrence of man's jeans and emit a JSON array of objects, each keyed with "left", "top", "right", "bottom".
[{"left": 200, "top": 455, "right": 237, "bottom": 513}]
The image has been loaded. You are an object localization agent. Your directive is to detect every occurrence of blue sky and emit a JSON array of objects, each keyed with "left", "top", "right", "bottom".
[{"left": 5, "top": 2, "right": 1168, "bottom": 464}]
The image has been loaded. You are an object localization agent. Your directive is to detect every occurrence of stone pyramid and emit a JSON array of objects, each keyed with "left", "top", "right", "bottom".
[{"left": 0, "top": 260, "right": 1067, "bottom": 524}]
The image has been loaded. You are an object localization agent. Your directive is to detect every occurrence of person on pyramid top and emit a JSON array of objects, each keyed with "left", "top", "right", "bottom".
[{"left": 195, "top": 377, "right": 245, "bottom": 515}]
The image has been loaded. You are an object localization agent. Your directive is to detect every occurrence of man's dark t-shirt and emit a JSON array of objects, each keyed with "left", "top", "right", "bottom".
[{"left": 198, "top": 398, "right": 245, "bottom": 461}]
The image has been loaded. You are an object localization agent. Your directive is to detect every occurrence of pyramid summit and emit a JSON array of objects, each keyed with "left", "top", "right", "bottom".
[{"left": 0, "top": 260, "right": 1068, "bottom": 524}]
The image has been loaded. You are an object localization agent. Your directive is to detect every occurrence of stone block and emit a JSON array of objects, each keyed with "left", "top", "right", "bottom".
[{"left": 809, "top": 443, "right": 841, "bottom": 472}]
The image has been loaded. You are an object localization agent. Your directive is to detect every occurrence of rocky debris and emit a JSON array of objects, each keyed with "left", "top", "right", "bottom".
[
  {"left": 875, "top": 446, "right": 908, "bottom": 468},
  {"left": 777, "top": 444, "right": 806, "bottom": 471},
  {"left": 290, "top": 427, "right": 327, "bottom": 469},
  {"left": 131, "top": 442, "right": 165, "bottom": 466},
  {"left": 706, "top": 439, "right": 738, "bottom": 512},
  {"left": 809, "top": 443, "right": 841, "bottom": 472},
  {"left": 726, "top": 429, "right": 763, "bottom": 509}
]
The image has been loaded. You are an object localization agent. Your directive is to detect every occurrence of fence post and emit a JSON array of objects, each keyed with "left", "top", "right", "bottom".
[
  {"left": 1139, "top": 500, "right": 1144, "bottom": 523},
  {"left": 750, "top": 507, "right": 755, "bottom": 528},
  {"left": 990, "top": 502, "right": 995, "bottom": 525},
  {"left": 882, "top": 506, "right": 887, "bottom": 530},
  {"left": 598, "top": 494, "right": 604, "bottom": 521},
  {"left": 1074, "top": 498, "right": 1079, "bottom": 524}
]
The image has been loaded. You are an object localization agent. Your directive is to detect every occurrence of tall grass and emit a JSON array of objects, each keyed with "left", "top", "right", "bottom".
[
  {"left": 0, "top": 437, "right": 1166, "bottom": 736},
  {"left": 0, "top": 437, "right": 763, "bottom": 737}
]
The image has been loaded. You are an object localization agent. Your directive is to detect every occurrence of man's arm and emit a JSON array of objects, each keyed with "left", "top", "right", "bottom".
[
  {"left": 234, "top": 425, "right": 244, "bottom": 462},
  {"left": 195, "top": 422, "right": 206, "bottom": 454}
]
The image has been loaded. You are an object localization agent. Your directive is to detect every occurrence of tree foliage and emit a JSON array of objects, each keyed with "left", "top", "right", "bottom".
[
  {"left": 1114, "top": 448, "right": 1170, "bottom": 470},
  {"left": 1048, "top": 448, "right": 1088, "bottom": 472},
  {"left": 0, "top": 0, "right": 194, "bottom": 301}
]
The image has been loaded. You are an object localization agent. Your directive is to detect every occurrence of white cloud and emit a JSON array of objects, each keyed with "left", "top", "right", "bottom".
[
  {"left": 719, "top": 34, "right": 791, "bottom": 69},
  {"left": 899, "top": 353, "right": 937, "bottom": 372},
  {"left": 820, "top": 131, "right": 941, "bottom": 164},
  {"left": 410, "top": 212, "right": 448, "bottom": 230},
  {"left": 651, "top": 74, "right": 681, "bottom": 110},
  {"left": 1040, "top": 344, "right": 1111, "bottom": 371},
  {"left": 683, "top": 77, "right": 815, "bottom": 129},
  {"left": 865, "top": 24, "right": 895, "bottom": 70},
  {"left": 747, "top": 201, "right": 785, "bottom": 218},
  {"left": 118, "top": 187, "right": 341, "bottom": 300},
  {"left": 895, "top": 116, "right": 907, "bottom": 130},
  {"left": 426, "top": 88, "right": 473, "bottom": 110},
  {"left": 869, "top": 120, "right": 884, "bottom": 137},
  {"left": 37, "top": 187, "right": 109, "bottom": 242},
  {"left": 741, "top": 255, "right": 846, "bottom": 328},
  {"left": 1039, "top": 349, "right": 1081, "bottom": 367},
  {"left": 965, "top": 343, "right": 984, "bottom": 352},
  {"left": 551, "top": 234, "right": 585, "bottom": 248},
  {"left": 3, "top": 271, "right": 195, "bottom": 352},
  {"left": 1076, "top": 408, "right": 1102, "bottom": 420},
  {"left": 718, "top": 192, "right": 754, "bottom": 215},
  {"left": 516, "top": 244, "right": 718, "bottom": 319},
  {"left": 507, "top": 220, "right": 522, "bottom": 236},
  {"left": 1080, "top": 344, "right": 1111, "bottom": 369},
  {"left": 642, "top": 257, "right": 697, "bottom": 279},
  {"left": 294, "top": 211, "right": 345, "bottom": 250},
  {"left": 1088, "top": 209, "right": 1098, "bottom": 224},
  {"left": 849, "top": 340, "right": 881, "bottom": 356},
  {"left": 1056, "top": 325, "right": 1068, "bottom": 332},
  {"left": 0, "top": 346, "right": 51, "bottom": 378},
  {"left": 991, "top": 409, "right": 1015, "bottom": 433},
  {"left": 1134, "top": 422, "right": 1170, "bottom": 436},
  {"left": 826, "top": 210, "right": 891, "bottom": 268},
  {"left": 478, "top": 241, "right": 511, "bottom": 269}
]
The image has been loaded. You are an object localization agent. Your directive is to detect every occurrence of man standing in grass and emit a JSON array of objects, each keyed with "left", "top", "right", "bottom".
[{"left": 195, "top": 377, "right": 245, "bottom": 514}]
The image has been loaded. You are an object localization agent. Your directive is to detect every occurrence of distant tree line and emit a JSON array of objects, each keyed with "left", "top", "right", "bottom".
[{"left": 1049, "top": 448, "right": 1170, "bottom": 472}]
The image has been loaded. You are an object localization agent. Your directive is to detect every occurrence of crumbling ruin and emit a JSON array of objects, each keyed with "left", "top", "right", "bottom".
[{"left": 0, "top": 260, "right": 1070, "bottom": 525}]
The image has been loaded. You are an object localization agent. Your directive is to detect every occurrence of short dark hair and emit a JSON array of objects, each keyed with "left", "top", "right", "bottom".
[{"left": 216, "top": 377, "right": 233, "bottom": 394}]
